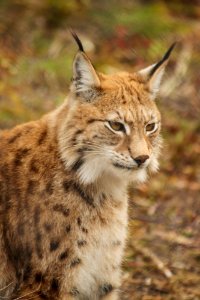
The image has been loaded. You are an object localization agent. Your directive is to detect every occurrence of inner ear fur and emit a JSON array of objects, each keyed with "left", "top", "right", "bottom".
[{"left": 70, "top": 31, "right": 101, "bottom": 102}]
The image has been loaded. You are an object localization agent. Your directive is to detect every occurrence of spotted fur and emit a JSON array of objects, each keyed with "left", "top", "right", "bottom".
[{"left": 0, "top": 34, "right": 174, "bottom": 299}]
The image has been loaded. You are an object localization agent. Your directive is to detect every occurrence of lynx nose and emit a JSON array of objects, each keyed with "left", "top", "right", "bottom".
[{"left": 134, "top": 155, "right": 149, "bottom": 167}]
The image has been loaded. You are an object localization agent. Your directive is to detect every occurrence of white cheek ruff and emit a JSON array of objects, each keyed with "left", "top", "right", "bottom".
[
  {"left": 134, "top": 168, "right": 148, "bottom": 183},
  {"left": 148, "top": 136, "right": 163, "bottom": 174},
  {"left": 77, "top": 154, "right": 111, "bottom": 185},
  {"left": 76, "top": 148, "right": 153, "bottom": 185},
  {"left": 149, "top": 155, "right": 160, "bottom": 173},
  {"left": 77, "top": 152, "right": 150, "bottom": 186}
]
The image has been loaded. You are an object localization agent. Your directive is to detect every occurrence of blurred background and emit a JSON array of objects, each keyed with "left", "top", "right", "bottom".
[{"left": 0, "top": 0, "right": 200, "bottom": 299}]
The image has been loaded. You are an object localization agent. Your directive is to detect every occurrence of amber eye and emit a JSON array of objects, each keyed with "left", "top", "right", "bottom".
[
  {"left": 108, "top": 121, "right": 125, "bottom": 132},
  {"left": 146, "top": 123, "right": 156, "bottom": 132}
]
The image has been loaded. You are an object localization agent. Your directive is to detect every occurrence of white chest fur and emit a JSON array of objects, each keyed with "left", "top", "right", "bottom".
[{"left": 74, "top": 190, "right": 128, "bottom": 299}]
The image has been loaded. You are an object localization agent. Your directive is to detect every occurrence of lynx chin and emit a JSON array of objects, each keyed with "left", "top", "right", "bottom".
[{"left": 0, "top": 33, "right": 175, "bottom": 300}]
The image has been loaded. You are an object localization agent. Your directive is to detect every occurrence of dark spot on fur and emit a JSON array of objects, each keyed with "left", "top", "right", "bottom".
[
  {"left": 64, "top": 225, "right": 70, "bottom": 234},
  {"left": 17, "top": 222, "right": 25, "bottom": 235},
  {"left": 8, "top": 132, "right": 21, "bottom": 144},
  {"left": 1, "top": 163, "right": 9, "bottom": 182},
  {"left": 25, "top": 243, "right": 33, "bottom": 260},
  {"left": 73, "top": 182, "right": 94, "bottom": 207},
  {"left": 70, "top": 258, "right": 81, "bottom": 268},
  {"left": 92, "top": 135, "right": 97, "bottom": 139},
  {"left": 99, "top": 284, "right": 113, "bottom": 297},
  {"left": 30, "top": 159, "right": 39, "bottom": 173},
  {"left": 34, "top": 206, "right": 43, "bottom": 259},
  {"left": 81, "top": 227, "right": 88, "bottom": 234},
  {"left": 36, "top": 231, "right": 43, "bottom": 259},
  {"left": 51, "top": 278, "right": 59, "bottom": 292},
  {"left": 48, "top": 144, "right": 54, "bottom": 152},
  {"left": 44, "top": 223, "right": 52, "bottom": 232},
  {"left": 6, "top": 242, "right": 33, "bottom": 281},
  {"left": 34, "top": 206, "right": 40, "bottom": 224},
  {"left": 71, "top": 137, "right": 77, "bottom": 146},
  {"left": 63, "top": 180, "right": 71, "bottom": 192},
  {"left": 27, "top": 180, "right": 38, "bottom": 194},
  {"left": 71, "top": 158, "right": 84, "bottom": 171},
  {"left": 14, "top": 148, "right": 30, "bottom": 166},
  {"left": 75, "top": 129, "right": 83, "bottom": 135},
  {"left": 77, "top": 217, "right": 81, "bottom": 227},
  {"left": 53, "top": 204, "right": 70, "bottom": 217},
  {"left": 38, "top": 129, "right": 47, "bottom": 145},
  {"left": 35, "top": 272, "right": 43, "bottom": 283},
  {"left": 77, "top": 240, "right": 87, "bottom": 247},
  {"left": 36, "top": 232, "right": 42, "bottom": 243},
  {"left": 4, "top": 195, "right": 11, "bottom": 210},
  {"left": 46, "top": 181, "right": 53, "bottom": 195},
  {"left": 101, "top": 193, "right": 106, "bottom": 202},
  {"left": 59, "top": 250, "right": 69, "bottom": 260},
  {"left": 50, "top": 240, "right": 60, "bottom": 252},
  {"left": 23, "top": 264, "right": 32, "bottom": 281},
  {"left": 39, "top": 292, "right": 48, "bottom": 299}
]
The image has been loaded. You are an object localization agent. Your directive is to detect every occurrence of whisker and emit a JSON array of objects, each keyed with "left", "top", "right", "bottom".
[
  {"left": 12, "top": 284, "right": 41, "bottom": 300},
  {"left": 25, "top": 293, "right": 42, "bottom": 300},
  {"left": 0, "top": 281, "right": 14, "bottom": 292}
]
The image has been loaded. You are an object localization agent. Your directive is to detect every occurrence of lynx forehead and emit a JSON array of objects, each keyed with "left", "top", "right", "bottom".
[{"left": 0, "top": 32, "right": 175, "bottom": 300}]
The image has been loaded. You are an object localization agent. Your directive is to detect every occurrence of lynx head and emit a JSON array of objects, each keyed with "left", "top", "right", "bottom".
[{"left": 58, "top": 32, "right": 175, "bottom": 186}]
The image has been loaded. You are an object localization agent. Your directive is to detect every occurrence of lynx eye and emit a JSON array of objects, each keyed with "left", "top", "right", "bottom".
[
  {"left": 108, "top": 121, "right": 125, "bottom": 132},
  {"left": 145, "top": 122, "right": 156, "bottom": 133}
]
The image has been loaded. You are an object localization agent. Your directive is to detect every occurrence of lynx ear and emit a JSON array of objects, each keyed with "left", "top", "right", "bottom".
[
  {"left": 70, "top": 32, "right": 100, "bottom": 102},
  {"left": 139, "top": 43, "right": 176, "bottom": 100}
]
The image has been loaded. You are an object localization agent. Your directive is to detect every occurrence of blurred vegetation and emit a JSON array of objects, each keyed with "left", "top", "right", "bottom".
[{"left": 0, "top": 0, "right": 200, "bottom": 299}]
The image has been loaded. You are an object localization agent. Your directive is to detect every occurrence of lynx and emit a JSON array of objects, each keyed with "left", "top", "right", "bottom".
[{"left": 0, "top": 33, "right": 175, "bottom": 300}]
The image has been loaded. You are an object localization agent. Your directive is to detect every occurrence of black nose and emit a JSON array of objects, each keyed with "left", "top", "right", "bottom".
[{"left": 134, "top": 155, "right": 149, "bottom": 166}]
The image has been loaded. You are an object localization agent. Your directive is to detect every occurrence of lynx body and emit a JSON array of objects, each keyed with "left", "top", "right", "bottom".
[{"left": 0, "top": 34, "right": 174, "bottom": 299}]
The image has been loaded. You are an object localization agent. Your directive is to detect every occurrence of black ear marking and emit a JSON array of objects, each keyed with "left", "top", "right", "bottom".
[
  {"left": 149, "top": 42, "right": 176, "bottom": 77},
  {"left": 70, "top": 30, "right": 84, "bottom": 52}
]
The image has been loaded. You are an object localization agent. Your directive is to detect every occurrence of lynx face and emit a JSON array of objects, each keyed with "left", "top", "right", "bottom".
[
  {"left": 60, "top": 78, "right": 161, "bottom": 185},
  {"left": 59, "top": 35, "right": 175, "bottom": 186}
]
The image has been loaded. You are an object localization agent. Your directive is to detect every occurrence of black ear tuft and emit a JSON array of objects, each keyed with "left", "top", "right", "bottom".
[
  {"left": 149, "top": 42, "right": 176, "bottom": 77},
  {"left": 70, "top": 30, "right": 84, "bottom": 52}
]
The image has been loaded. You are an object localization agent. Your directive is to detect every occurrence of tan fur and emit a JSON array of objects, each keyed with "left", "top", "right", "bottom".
[{"left": 0, "top": 42, "right": 171, "bottom": 299}]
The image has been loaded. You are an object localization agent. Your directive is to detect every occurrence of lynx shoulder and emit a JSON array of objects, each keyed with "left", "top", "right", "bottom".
[{"left": 0, "top": 34, "right": 175, "bottom": 300}]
